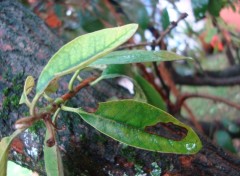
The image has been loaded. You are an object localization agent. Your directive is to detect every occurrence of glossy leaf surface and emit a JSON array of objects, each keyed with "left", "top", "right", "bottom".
[
  {"left": 77, "top": 100, "right": 202, "bottom": 154},
  {"left": 91, "top": 50, "right": 192, "bottom": 65},
  {"left": 0, "top": 130, "right": 23, "bottom": 176},
  {"left": 36, "top": 24, "right": 138, "bottom": 94},
  {"left": 134, "top": 75, "right": 166, "bottom": 110},
  {"left": 44, "top": 131, "right": 64, "bottom": 176}
]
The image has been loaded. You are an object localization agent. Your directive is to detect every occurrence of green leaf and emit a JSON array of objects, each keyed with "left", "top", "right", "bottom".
[
  {"left": 134, "top": 75, "right": 166, "bottom": 110},
  {"left": 36, "top": 24, "right": 138, "bottom": 95},
  {"left": 19, "top": 76, "right": 35, "bottom": 105},
  {"left": 91, "top": 50, "right": 192, "bottom": 65},
  {"left": 208, "top": 0, "right": 223, "bottom": 17},
  {"left": 161, "top": 8, "right": 170, "bottom": 30},
  {"left": 0, "top": 129, "right": 23, "bottom": 176},
  {"left": 215, "top": 130, "right": 236, "bottom": 153},
  {"left": 44, "top": 131, "right": 64, "bottom": 176},
  {"left": 99, "top": 64, "right": 133, "bottom": 80},
  {"left": 191, "top": 0, "right": 209, "bottom": 20},
  {"left": 45, "top": 78, "right": 59, "bottom": 94},
  {"left": 77, "top": 100, "right": 202, "bottom": 154},
  {"left": 92, "top": 64, "right": 147, "bottom": 102}
]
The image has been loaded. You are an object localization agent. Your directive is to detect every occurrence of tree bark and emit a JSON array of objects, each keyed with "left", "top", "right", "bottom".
[
  {"left": 0, "top": 1, "right": 240, "bottom": 176},
  {"left": 168, "top": 63, "right": 240, "bottom": 86}
]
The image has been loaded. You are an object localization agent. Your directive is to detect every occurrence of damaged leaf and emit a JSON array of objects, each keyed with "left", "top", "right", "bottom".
[{"left": 76, "top": 100, "right": 202, "bottom": 154}]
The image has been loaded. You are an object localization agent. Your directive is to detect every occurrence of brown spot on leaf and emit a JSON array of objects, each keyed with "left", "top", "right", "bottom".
[{"left": 144, "top": 122, "right": 188, "bottom": 141}]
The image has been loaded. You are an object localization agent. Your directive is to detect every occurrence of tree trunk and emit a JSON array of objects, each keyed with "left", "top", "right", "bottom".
[{"left": 0, "top": 1, "right": 240, "bottom": 175}]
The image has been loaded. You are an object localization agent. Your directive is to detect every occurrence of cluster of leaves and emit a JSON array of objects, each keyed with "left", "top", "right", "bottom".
[{"left": 0, "top": 24, "right": 202, "bottom": 175}]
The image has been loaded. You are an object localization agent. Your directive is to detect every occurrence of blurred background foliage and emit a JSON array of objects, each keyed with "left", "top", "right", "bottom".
[{"left": 20, "top": 0, "right": 240, "bottom": 158}]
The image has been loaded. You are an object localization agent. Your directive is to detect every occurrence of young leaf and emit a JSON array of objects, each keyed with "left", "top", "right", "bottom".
[
  {"left": 91, "top": 50, "right": 192, "bottom": 65},
  {"left": 134, "top": 75, "right": 166, "bottom": 110},
  {"left": 44, "top": 131, "right": 64, "bottom": 176},
  {"left": 0, "top": 129, "right": 24, "bottom": 176},
  {"left": 45, "top": 77, "right": 59, "bottom": 94},
  {"left": 76, "top": 100, "right": 202, "bottom": 154},
  {"left": 36, "top": 24, "right": 138, "bottom": 95},
  {"left": 19, "top": 76, "right": 35, "bottom": 105}
]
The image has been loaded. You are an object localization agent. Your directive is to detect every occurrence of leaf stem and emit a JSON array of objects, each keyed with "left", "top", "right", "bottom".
[
  {"left": 60, "top": 104, "right": 79, "bottom": 114},
  {"left": 30, "top": 93, "right": 42, "bottom": 116},
  {"left": 68, "top": 69, "right": 82, "bottom": 91}
]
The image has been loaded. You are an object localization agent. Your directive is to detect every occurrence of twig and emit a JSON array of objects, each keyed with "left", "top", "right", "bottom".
[
  {"left": 151, "top": 13, "right": 188, "bottom": 104},
  {"left": 136, "top": 63, "right": 173, "bottom": 107},
  {"left": 15, "top": 76, "right": 97, "bottom": 129},
  {"left": 175, "top": 93, "right": 240, "bottom": 112},
  {"left": 119, "top": 13, "right": 188, "bottom": 50},
  {"left": 153, "top": 62, "right": 170, "bottom": 98},
  {"left": 61, "top": 76, "right": 97, "bottom": 101},
  {"left": 156, "top": 13, "right": 188, "bottom": 44},
  {"left": 119, "top": 41, "right": 151, "bottom": 50}
]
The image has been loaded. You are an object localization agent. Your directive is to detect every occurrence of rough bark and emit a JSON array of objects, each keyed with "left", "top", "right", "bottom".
[{"left": 0, "top": 1, "right": 240, "bottom": 176}]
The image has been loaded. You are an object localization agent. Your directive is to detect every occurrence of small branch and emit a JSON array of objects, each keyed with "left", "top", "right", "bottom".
[
  {"left": 156, "top": 13, "right": 188, "bottom": 44},
  {"left": 118, "top": 41, "right": 151, "bottom": 50},
  {"left": 136, "top": 63, "right": 168, "bottom": 101},
  {"left": 119, "top": 13, "right": 188, "bottom": 50},
  {"left": 152, "top": 13, "right": 188, "bottom": 102},
  {"left": 172, "top": 72, "right": 240, "bottom": 86},
  {"left": 153, "top": 62, "right": 170, "bottom": 97},
  {"left": 15, "top": 76, "right": 97, "bottom": 130},
  {"left": 175, "top": 93, "right": 240, "bottom": 112},
  {"left": 61, "top": 76, "right": 97, "bottom": 101}
]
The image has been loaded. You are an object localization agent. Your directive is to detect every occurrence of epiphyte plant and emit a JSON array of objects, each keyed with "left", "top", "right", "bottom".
[{"left": 0, "top": 24, "right": 202, "bottom": 176}]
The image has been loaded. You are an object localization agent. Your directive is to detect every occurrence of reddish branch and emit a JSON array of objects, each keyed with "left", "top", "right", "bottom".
[
  {"left": 15, "top": 76, "right": 98, "bottom": 146},
  {"left": 175, "top": 93, "right": 240, "bottom": 113},
  {"left": 61, "top": 76, "right": 97, "bottom": 101},
  {"left": 136, "top": 63, "right": 169, "bottom": 103}
]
